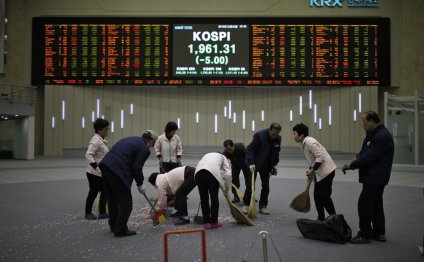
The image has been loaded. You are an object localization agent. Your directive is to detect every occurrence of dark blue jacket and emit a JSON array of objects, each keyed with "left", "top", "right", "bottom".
[
  {"left": 223, "top": 143, "right": 248, "bottom": 170},
  {"left": 246, "top": 129, "right": 281, "bottom": 170},
  {"left": 350, "top": 124, "right": 394, "bottom": 185},
  {"left": 100, "top": 136, "right": 150, "bottom": 190}
]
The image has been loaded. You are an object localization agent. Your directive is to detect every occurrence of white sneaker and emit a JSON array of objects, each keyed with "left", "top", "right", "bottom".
[
  {"left": 259, "top": 207, "right": 270, "bottom": 215},
  {"left": 242, "top": 206, "right": 249, "bottom": 214}
]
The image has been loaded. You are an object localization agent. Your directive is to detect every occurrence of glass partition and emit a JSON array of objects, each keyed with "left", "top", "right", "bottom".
[{"left": 385, "top": 91, "right": 424, "bottom": 166}]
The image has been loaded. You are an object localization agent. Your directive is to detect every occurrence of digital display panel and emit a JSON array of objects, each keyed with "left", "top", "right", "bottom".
[
  {"left": 173, "top": 24, "right": 249, "bottom": 77},
  {"left": 32, "top": 17, "right": 390, "bottom": 86}
]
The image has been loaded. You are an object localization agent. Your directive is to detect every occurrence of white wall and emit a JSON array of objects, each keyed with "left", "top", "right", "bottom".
[{"left": 44, "top": 85, "right": 376, "bottom": 155}]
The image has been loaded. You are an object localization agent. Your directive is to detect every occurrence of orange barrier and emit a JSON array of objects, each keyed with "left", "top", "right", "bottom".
[{"left": 163, "top": 228, "right": 207, "bottom": 262}]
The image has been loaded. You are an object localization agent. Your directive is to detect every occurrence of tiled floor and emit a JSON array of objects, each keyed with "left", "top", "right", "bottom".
[{"left": 0, "top": 147, "right": 423, "bottom": 261}]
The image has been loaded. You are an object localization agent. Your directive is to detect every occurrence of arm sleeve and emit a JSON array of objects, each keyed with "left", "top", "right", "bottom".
[
  {"left": 156, "top": 182, "right": 169, "bottom": 209},
  {"left": 154, "top": 138, "right": 162, "bottom": 156},
  {"left": 222, "top": 157, "right": 232, "bottom": 192},
  {"left": 312, "top": 162, "right": 322, "bottom": 171},
  {"left": 85, "top": 140, "right": 100, "bottom": 164},
  {"left": 311, "top": 141, "right": 325, "bottom": 163},
  {"left": 272, "top": 136, "right": 282, "bottom": 166},
  {"left": 176, "top": 136, "right": 183, "bottom": 156},
  {"left": 132, "top": 148, "right": 150, "bottom": 186},
  {"left": 246, "top": 134, "right": 259, "bottom": 166}
]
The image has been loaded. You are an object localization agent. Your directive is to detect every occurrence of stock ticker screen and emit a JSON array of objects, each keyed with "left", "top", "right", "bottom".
[{"left": 31, "top": 17, "right": 390, "bottom": 86}]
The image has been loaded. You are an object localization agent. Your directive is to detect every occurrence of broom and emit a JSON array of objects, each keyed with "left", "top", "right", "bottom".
[
  {"left": 289, "top": 176, "right": 313, "bottom": 213},
  {"left": 142, "top": 193, "right": 167, "bottom": 225},
  {"left": 232, "top": 183, "right": 244, "bottom": 200},
  {"left": 220, "top": 185, "right": 254, "bottom": 226},
  {"left": 247, "top": 169, "right": 256, "bottom": 219}
]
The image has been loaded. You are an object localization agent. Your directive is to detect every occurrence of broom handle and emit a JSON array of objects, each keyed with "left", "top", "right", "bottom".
[
  {"left": 251, "top": 168, "right": 255, "bottom": 193},
  {"left": 142, "top": 192, "right": 159, "bottom": 213},
  {"left": 305, "top": 176, "right": 313, "bottom": 192},
  {"left": 196, "top": 202, "right": 201, "bottom": 216},
  {"left": 220, "top": 185, "right": 232, "bottom": 202}
]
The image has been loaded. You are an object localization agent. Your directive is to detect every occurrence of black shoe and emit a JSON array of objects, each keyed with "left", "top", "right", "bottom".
[
  {"left": 98, "top": 213, "right": 109, "bottom": 219},
  {"left": 114, "top": 230, "right": 137, "bottom": 237},
  {"left": 350, "top": 235, "right": 372, "bottom": 244},
  {"left": 231, "top": 197, "right": 240, "bottom": 204},
  {"left": 372, "top": 234, "right": 387, "bottom": 242},
  {"left": 174, "top": 217, "right": 190, "bottom": 225},
  {"left": 85, "top": 212, "right": 97, "bottom": 220}
]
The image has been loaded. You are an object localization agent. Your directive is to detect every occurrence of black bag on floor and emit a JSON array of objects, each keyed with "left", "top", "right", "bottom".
[{"left": 296, "top": 214, "right": 352, "bottom": 244}]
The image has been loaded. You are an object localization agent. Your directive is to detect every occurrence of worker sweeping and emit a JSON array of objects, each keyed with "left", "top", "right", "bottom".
[
  {"left": 99, "top": 130, "right": 158, "bottom": 237},
  {"left": 148, "top": 166, "right": 197, "bottom": 225},
  {"left": 292, "top": 123, "right": 337, "bottom": 221},
  {"left": 195, "top": 152, "right": 232, "bottom": 230}
]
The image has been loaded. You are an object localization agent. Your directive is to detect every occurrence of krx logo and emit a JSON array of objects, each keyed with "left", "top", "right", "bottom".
[{"left": 310, "top": 0, "right": 343, "bottom": 7}]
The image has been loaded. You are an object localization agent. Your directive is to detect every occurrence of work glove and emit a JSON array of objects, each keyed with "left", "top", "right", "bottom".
[
  {"left": 270, "top": 166, "right": 278, "bottom": 176},
  {"left": 249, "top": 165, "right": 255, "bottom": 174},
  {"left": 137, "top": 184, "right": 146, "bottom": 194},
  {"left": 342, "top": 164, "right": 350, "bottom": 175},
  {"left": 177, "top": 157, "right": 182, "bottom": 167}
]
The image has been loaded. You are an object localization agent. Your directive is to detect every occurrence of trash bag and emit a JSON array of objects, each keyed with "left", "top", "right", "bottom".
[{"left": 296, "top": 214, "right": 352, "bottom": 244}]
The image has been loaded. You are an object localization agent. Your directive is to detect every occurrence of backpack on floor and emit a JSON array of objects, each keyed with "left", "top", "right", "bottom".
[{"left": 296, "top": 214, "right": 352, "bottom": 244}]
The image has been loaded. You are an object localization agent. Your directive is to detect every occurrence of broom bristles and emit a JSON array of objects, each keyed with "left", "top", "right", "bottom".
[
  {"left": 290, "top": 191, "right": 311, "bottom": 213},
  {"left": 157, "top": 215, "right": 167, "bottom": 224},
  {"left": 226, "top": 196, "right": 255, "bottom": 226},
  {"left": 221, "top": 186, "right": 254, "bottom": 226}
]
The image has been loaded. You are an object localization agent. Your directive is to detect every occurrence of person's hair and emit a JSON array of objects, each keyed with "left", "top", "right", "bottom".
[
  {"left": 165, "top": 121, "right": 179, "bottom": 134},
  {"left": 292, "top": 123, "right": 309, "bottom": 137},
  {"left": 269, "top": 123, "right": 281, "bottom": 131},
  {"left": 93, "top": 118, "right": 109, "bottom": 133},
  {"left": 364, "top": 111, "right": 380, "bottom": 123},
  {"left": 142, "top": 130, "right": 158, "bottom": 141},
  {"left": 223, "top": 139, "right": 234, "bottom": 147},
  {"left": 148, "top": 172, "right": 160, "bottom": 186}
]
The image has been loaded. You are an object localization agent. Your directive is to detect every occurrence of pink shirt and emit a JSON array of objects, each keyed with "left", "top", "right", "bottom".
[
  {"left": 154, "top": 133, "right": 183, "bottom": 163},
  {"left": 301, "top": 136, "right": 337, "bottom": 181},
  {"left": 155, "top": 166, "right": 186, "bottom": 209},
  {"left": 85, "top": 134, "right": 109, "bottom": 176},
  {"left": 195, "top": 153, "right": 232, "bottom": 193}
]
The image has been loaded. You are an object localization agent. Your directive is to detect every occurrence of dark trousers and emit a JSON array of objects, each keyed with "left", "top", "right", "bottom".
[
  {"left": 195, "top": 170, "right": 220, "bottom": 224},
  {"left": 162, "top": 162, "right": 179, "bottom": 173},
  {"left": 358, "top": 184, "right": 386, "bottom": 238},
  {"left": 254, "top": 168, "right": 271, "bottom": 208},
  {"left": 99, "top": 164, "right": 133, "bottom": 234},
  {"left": 175, "top": 171, "right": 196, "bottom": 216},
  {"left": 85, "top": 173, "right": 107, "bottom": 214},
  {"left": 231, "top": 165, "right": 252, "bottom": 205},
  {"left": 314, "top": 171, "right": 336, "bottom": 221}
]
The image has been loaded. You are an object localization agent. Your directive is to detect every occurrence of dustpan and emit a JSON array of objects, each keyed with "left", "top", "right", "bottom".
[{"left": 193, "top": 202, "right": 204, "bottom": 224}]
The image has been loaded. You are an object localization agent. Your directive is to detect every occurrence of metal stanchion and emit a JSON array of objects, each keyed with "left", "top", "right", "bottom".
[
  {"left": 259, "top": 231, "right": 269, "bottom": 262},
  {"left": 242, "top": 231, "right": 282, "bottom": 262}
]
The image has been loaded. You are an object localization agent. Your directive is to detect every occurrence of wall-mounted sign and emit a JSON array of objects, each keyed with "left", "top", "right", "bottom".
[{"left": 310, "top": 0, "right": 379, "bottom": 8}]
